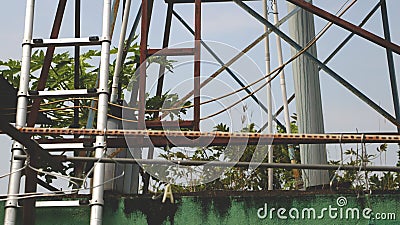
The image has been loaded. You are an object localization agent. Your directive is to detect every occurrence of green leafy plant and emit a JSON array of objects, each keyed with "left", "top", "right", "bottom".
[
  {"left": 145, "top": 92, "right": 191, "bottom": 121},
  {"left": 152, "top": 121, "right": 301, "bottom": 192},
  {"left": 0, "top": 42, "right": 186, "bottom": 187}
]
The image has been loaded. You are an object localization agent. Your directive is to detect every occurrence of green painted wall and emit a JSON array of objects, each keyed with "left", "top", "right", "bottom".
[{"left": 1, "top": 192, "right": 399, "bottom": 224}]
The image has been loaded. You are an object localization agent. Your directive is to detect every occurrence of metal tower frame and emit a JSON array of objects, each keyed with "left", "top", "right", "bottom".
[
  {"left": 4, "top": 0, "right": 112, "bottom": 224},
  {"left": 2, "top": 0, "right": 400, "bottom": 224}
]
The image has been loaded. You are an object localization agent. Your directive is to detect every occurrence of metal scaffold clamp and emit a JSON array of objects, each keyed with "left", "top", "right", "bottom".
[
  {"left": 89, "top": 198, "right": 104, "bottom": 207},
  {"left": 162, "top": 183, "right": 174, "bottom": 204}
]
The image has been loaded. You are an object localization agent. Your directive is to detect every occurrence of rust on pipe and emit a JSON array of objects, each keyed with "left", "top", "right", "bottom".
[
  {"left": 144, "top": 120, "right": 194, "bottom": 129},
  {"left": 22, "top": 127, "right": 400, "bottom": 146},
  {"left": 34, "top": 134, "right": 400, "bottom": 148}
]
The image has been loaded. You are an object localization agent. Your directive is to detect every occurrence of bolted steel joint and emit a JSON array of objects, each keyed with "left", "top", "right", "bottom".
[
  {"left": 100, "top": 37, "right": 111, "bottom": 43},
  {"left": 4, "top": 200, "right": 18, "bottom": 209},
  {"left": 11, "top": 143, "right": 24, "bottom": 151},
  {"left": 89, "top": 198, "right": 104, "bottom": 206},
  {"left": 21, "top": 39, "right": 32, "bottom": 46}
]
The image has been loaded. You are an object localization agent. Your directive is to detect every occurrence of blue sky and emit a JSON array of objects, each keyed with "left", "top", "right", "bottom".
[{"left": 1, "top": 0, "right": 400, "bottom": 193}]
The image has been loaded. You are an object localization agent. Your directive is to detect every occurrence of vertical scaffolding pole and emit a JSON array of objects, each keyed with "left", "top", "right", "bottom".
[
  {"left": 107, "top": 0, "right": 133, "bottom": 193},
  {"left": 73, "top": 0, "right": 81, "bottom": 128},
  {"left": 262, "top": 0, "right": 273, "bottom": 190},
  {"left": 86, "top": 0, "right": 120, "bottom": 130},
  {"left": 23, "top": 2, "right": 68, "bottom": 217},
  {"left": 380, "top": 0, "right": 400, "bottom": 133},
  {"left": 193, "top": 0, "right": 201, "bottom": 131},
  {"left": 4, "top": 1, "right": 35, "bottom": 224},
  {"left": 110, "top": 0, "right": 132, "bottom": 103},
  {"left": 104, "top": 119, "right": 118, "bottom": 191},
  {"left": 272, "top": 0, "right": 299, "bottom": 183},
  {"left": 90, "top": 0, "right": 111, "bottom": 224},
  {"left": 26, "top": 0, "right": 67, "bottom": 127},
  {"left": 287, "top": 1, "right": 329, "bottom": 188}
]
